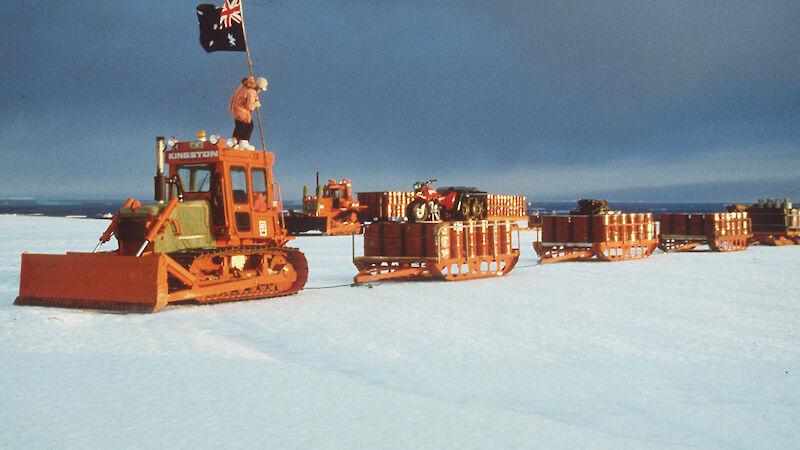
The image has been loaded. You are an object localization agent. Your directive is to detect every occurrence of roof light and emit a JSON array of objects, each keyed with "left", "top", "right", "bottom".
[
  {"left": 226, "top": 137, "right": 237, "bottom": 148},
  {"left": 209, "top": 133, "right": 220, "bottom": 144},
  {"left": 197, "top": 130, "right": 207, "bottom": 141},
  {"left": 167, "top": 136, "right": 179, "bottom": 148}
]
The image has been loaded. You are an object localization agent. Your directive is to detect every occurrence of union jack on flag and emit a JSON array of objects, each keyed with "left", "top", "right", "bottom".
[
  {"left": 197, "top": 2, "right": 246, "bottom": 52},
  {"left": 219, "top": 0, "right": 243, "bottom": 28}
]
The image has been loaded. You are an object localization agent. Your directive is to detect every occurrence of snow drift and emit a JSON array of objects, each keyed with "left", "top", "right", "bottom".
[{"left": 1, "top": 215, "right": 798, "bottom": 448}]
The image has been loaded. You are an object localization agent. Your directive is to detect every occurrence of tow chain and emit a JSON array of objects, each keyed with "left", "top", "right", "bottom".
[{"left": 305, "top": 281, "right": 384, "bottom": 290}]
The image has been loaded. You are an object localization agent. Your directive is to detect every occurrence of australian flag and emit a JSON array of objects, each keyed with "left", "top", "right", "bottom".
[{"left": 197, "top": 0, "right": 246, "bottom": 52}]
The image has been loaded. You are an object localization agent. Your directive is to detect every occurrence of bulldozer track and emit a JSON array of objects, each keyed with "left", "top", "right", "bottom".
[{"left": 168, "top": 245, "right": 308, "bottom": 306}]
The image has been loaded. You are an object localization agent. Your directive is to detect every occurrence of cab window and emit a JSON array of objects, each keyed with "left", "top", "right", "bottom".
[
  {"left": 230, "top": 166, "right": 248, "bottom": 204},
  {"left": 177, "top": 164, "right": 212, "bottom": 192},
  {"left": 251, "top": 168, "right": 269, "bottom": 212},
  {"left": 325, "top": 187, "right": 341, "bottom": 207}
]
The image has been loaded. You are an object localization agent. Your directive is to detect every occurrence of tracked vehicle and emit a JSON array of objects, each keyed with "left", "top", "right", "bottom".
[
  {"left": 16, "top": 134, "right": 308, "bottom": 312},
  {"left": 283, "top": 175, "right": 366, "bottom": 235}
]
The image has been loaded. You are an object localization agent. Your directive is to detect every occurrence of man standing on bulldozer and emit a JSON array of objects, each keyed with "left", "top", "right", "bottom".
[{"left": 229, "top": 76, "right": 267, "bottom": 150}]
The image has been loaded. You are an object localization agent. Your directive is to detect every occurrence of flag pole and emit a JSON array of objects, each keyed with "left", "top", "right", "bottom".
[{"left": 238, "top": 1, "right": 267, "bottom": 153}]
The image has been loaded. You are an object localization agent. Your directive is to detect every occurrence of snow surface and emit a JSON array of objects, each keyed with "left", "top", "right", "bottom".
[{"left": 1, "top": 215, "right": 798, "bottom": 448}]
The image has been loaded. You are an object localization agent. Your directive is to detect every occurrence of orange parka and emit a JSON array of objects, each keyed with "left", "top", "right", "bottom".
[{"left": 229, "top": 78, "right": 259, "bottom": 123}]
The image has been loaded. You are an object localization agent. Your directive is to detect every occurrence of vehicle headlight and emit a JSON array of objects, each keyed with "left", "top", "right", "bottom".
[{"left": 209, "top": 133, "right": 220, "bottom": 144}]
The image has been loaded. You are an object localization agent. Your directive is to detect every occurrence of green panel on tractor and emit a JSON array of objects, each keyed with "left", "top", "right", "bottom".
[{"left": 119, "top": 200, "right": 215, "bottom": 253}]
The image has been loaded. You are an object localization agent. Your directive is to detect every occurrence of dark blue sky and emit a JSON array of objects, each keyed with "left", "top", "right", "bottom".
[{"left": 2, "top": 1, "right": 799, "bottom": 202}]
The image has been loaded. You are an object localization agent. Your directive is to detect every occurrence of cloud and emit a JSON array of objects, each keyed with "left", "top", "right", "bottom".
[{"left": 1, "top": 1, "right": 799, "bottom": 201}]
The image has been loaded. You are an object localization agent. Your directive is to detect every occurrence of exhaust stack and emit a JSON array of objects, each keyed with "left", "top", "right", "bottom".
[{"left": 154, "top": 136, "right": 166, "bottom": 203}]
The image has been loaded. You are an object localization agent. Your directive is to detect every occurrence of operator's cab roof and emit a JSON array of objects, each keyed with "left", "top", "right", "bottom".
[{"left": 165, "top": 140, "right": 274, "bottom": 165}]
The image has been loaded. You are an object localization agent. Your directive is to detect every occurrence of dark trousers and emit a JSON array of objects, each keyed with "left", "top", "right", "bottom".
[{"left": 233, "top": 120, "right": 254, "bottom": 141}]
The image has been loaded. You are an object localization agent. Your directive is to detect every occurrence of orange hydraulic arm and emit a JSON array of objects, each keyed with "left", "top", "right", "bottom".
[
  {"left": 136, "top": 196, "right": 179, "bottom": 256},
  {"left": 93, "top": 198, "right": 136, "bottom": 253}
]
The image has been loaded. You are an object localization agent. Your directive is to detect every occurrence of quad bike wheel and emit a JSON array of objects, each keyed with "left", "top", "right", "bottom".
[
  {"left": 406, "top": 199, "right": 428, "bottom": 222},
  {"left": 470, "top": 197, "right": 485, "bottom": 220},
  {"left": 458, "top": 200, "right": 471, "bottom": 220}
]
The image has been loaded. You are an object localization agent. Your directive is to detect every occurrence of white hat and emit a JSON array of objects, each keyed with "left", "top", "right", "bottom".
[{"left": 256, "top": 77, "right": 268, "bottom": 91}]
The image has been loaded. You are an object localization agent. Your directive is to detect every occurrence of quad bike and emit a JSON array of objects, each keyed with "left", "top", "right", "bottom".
[{"left": 405, "top": 179, "right": 487, "bottom": 222}]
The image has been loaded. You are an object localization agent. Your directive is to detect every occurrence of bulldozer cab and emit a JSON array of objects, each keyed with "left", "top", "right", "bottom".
[
  {"left": 300, "top": 179, "right": 354, "bottom": 214},
  {"left": 165, "top": 140, "right": 289, "bottom": 246},
  {"left": 324, "top": 184, "right": 342, "bottom": 209},
  {"left": 322, "top": 179, "right": 354, "bottom": 210}
]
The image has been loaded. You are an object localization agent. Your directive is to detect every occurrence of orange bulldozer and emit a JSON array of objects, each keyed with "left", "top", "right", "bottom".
[
  {"left": 16, "top": 134, "right": 308, "bottom": 312},
  {"left": 283, "top": 174, "right": 366, "bottom": 235}
]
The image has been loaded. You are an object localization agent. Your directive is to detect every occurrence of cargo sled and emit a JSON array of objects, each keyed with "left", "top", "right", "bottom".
[
  {"left": 353, "top": 220, "right": 520, "bottom": 282},
  {"left": 735, "top": 199, "right": 800, "bottom": 245},
  {"left": 658, "top": 212, "right": 751, "bottom": 252},
  {"left": 534, "top": 212, "right": 658, "bottom": 263}
]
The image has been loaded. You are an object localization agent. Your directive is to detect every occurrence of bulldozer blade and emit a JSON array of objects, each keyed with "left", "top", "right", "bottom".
[
  {"left": 16, "top": 252, "right": 171, "bottom": 313},
  {"left": 284, "top": 215, "right": 328, "bottom": 234}
]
